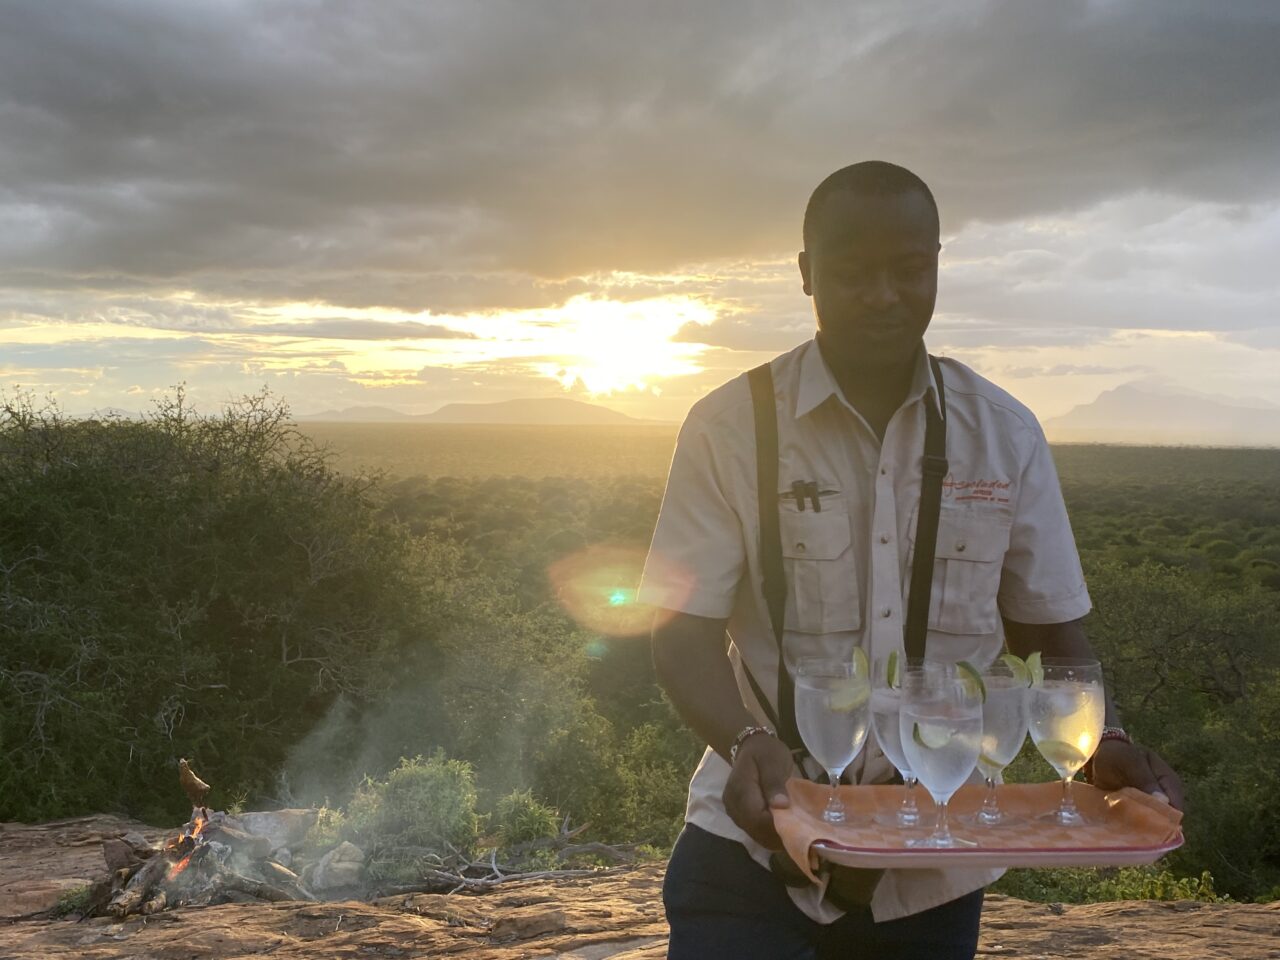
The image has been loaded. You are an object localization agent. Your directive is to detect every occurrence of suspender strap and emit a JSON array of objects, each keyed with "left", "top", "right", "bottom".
[
  {"left": 746, "top": 362, "right": 805, "bottom": 754},
  {"left": 742, "top": 356, "right": 948, "bottom": 750},
  {"left": 904, "top": 356, "right": 949, "bottom": 661}
]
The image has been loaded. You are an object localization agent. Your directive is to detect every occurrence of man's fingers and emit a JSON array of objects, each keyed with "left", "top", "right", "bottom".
[
  {"left": 722, "top": 742, "right": 795, "bottom": 849},
  {"left": 1150, "top": 753, "right": 1186, "bottom": 811}
]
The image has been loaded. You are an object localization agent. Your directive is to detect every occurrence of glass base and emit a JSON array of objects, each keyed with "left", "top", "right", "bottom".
[
  {"left": 958, "top": 809, "right": 1025, "bottom": 828},
  {"left": 875, "top": 808, "right": 926, "bottom": 828},
  {"left": 905, "top": 833, "right": 977, "bottom": 849},
  {"left": 1037, "top": 807, "right": 1091, "bottom": 826}
]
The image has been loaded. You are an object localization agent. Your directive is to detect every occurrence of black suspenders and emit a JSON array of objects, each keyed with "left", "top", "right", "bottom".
[{"left": 742, "top": 357, "right": 949, "bottom": 761}]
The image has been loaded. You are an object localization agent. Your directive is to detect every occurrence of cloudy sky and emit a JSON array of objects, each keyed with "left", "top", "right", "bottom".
[{"left": 2, "top": 1, "right": 1278, "bottom": 425}]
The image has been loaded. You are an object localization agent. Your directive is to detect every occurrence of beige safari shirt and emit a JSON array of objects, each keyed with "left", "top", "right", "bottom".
[{"left": 638, "top": 338, "right": 1092, "bottom": 923}]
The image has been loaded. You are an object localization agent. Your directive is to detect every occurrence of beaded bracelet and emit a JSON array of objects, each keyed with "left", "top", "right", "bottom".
[{"left": 729, "top": 724, "right": 776, "bottom": 763}]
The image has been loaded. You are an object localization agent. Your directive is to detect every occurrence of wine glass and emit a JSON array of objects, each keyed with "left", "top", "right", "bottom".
[
  {"left": 795, "top": 656, "right": 872, "bottom": 824},
  {"left": 1028, "top": 658, "right": 1105, "bottom": 826},
  {"left": 870, "top": 654, "right": 924, "bottom": 827},
  {"left": 898, "top": 663, "right": 983, "bottom": 848},
  {"left": 967, "top": 659, "right": 1030, "bottom": 827}
]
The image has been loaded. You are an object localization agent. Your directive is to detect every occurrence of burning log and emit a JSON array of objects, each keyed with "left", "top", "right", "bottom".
[{"left": 109, "top": 854, "right": 169, "bottom": 918}]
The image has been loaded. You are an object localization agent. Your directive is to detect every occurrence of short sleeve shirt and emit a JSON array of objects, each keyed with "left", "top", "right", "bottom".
[{"left": 638, "top": 339, "right": 1091, "bottom": 923}]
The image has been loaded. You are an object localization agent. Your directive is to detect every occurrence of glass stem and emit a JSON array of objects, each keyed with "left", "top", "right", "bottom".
[
  {"left": 827, "top": 769, "right": 843, "bottom": 816},
  {"left": 934, "top": 800, "right": 952, "bottom": 844},
  {"left": 1060, "top": 776, "right": 1078, "bottom": 819},
  {"left": 981, "top": 776, "right": 1000, "bottom": 822},
  {"left": 902, "top": 776, "right": 919, "bottom": 816}
]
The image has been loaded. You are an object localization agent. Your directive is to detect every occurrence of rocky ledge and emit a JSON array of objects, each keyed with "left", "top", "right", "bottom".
[{"left": 3, "top": 816, "right": 1277, "bottom": 959}]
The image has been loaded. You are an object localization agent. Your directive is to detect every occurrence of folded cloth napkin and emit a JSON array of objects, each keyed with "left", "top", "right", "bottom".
[{"left": 773, "top": 779, "right": 1183, "bottom": 883}]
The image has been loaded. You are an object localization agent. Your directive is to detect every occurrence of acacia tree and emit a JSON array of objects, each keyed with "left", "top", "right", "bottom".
[{"left": 0, "top": 390, "right": 452, "bottom": 821}]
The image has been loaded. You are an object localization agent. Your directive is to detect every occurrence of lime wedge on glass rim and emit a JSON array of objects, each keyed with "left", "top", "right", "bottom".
[
  {"left": 829, "top": 681, "right": 870, "bottom": 713},
  {"left": 913, "top": 721, "right": 952, "bottom": 750},
  {"left": 956, "top": 660, "right": 987, "bottom": 702},
  {"left": 999, "top": 652, "right": 1033, "bottom": 687},
  {"left": 1026, "top": 650, "right": 1045, "bottom": 687},
  {"left": 886, "top": 649, "right": 901, "bottom": 689}
]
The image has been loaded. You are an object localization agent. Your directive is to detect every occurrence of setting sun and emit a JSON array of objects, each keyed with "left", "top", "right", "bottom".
[{"left": 528, "top": 294, "right": 716, "bottom": 394}]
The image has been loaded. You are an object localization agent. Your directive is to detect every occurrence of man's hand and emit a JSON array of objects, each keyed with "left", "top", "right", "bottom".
[
  {"left": 723, "top": 733, "right": 798, "bottom": 850},
  {"left": 1089, "top": 739, "right": 1185, "bottom": 811}
]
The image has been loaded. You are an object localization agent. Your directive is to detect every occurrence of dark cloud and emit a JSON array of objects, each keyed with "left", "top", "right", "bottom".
[{"left": 2, "top": 1, "right": 1278, "bottom": 309}]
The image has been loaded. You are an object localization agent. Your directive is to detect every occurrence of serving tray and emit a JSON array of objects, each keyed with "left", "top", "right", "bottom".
[{"left": 773, "top": 780, "right": 1183, "bottom": 877}]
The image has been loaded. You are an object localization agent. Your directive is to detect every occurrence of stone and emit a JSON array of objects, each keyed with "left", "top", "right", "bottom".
[
  {"left": 272, "top": 847, "right": 292, "bottom": 868},
  {"left": 203, "top": 823, "right": 272, "bottom": 860},
  {"left": 101, "top": 839, "right": 135, "bottom": 872},
  {"left": 311, "top": 841, "right": 365, "bottom": 890},
  {"left": 490, "top": 908, "right": 567, "bottom": 942},
  {"left": 0, "top": 877, "right": 92, "bottom": 919},
  {"left": 236, "top": 810, "right": 319, "bottom": 851}
]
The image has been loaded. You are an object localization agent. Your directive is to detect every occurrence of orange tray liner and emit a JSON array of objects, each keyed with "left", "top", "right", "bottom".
[{"left": 774, "top": 780, "right": 1184, "bottom": 882}]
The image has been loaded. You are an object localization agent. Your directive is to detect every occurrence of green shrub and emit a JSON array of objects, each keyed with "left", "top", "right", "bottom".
[
  {"left": 993, "top": 866, "right": 1227, "bottom": 904},
  {"left": 493, "top": 789, "right": 560, "bottom": 848},
  {"left": 346, "top": 753, "right": 480, "bottom": 854},
  {"left": 51, "top": 885, "right": 92, "bottom": 918},
  {"left": 1094, "top": 867, "right": 1225, "bottom": 902},
  {"left": 301, "top": 806, "right": 347, "bottom": 855}
]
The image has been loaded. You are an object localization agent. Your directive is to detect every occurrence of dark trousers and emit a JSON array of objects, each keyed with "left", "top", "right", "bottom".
[{"left": 663, "top": 825, "right": 984, "bottom": 960}]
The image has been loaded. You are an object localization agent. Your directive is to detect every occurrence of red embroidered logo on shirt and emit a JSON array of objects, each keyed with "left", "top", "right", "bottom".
[{"left": 942, "top": 475, "right": 1013, "bottom": 504}]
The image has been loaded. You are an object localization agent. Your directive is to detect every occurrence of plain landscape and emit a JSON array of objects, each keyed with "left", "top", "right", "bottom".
[{"left": 2, "top": 399, "right": 1279, "bottom": 957}]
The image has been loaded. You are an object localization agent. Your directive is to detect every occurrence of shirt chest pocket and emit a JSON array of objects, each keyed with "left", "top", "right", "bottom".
[
  {"left": 927, "top": 513, "right": 1011, "bottom": 636},
  {"left": 779, "top": 508, "right": 860, "bottom": 635}
]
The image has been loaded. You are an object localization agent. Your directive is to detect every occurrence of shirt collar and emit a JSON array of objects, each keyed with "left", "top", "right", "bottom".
[{"left": 793, "top": 338, "right": 944, "bottom": 421}]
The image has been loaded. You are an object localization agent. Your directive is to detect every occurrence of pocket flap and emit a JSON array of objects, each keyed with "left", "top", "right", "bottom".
[
  {"left": 780, "top": 511, "right": 852, "bottom": 560},
  {"left": 933, "top": 514, "right": 1009, "bottom": 562}
]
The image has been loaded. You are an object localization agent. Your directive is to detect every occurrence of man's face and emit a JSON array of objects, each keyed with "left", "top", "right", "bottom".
[{"left": 799, "top": 189, "right": 939, "bottom": 370}]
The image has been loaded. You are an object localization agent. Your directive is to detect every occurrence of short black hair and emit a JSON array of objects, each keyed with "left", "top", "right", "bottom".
[{"left": 802, "top": 161, "right": 939, "bottom": 250}]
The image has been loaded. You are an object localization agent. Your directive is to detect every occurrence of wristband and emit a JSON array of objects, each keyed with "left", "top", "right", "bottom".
[
  {"left": 729, "top": 724, "right": 776, "bottom": 763},
  {"left": 1099, "top": 725, "right": 1132, "bottom": 745},
  {"left": 1083, "top": 726, "right": 1132, "bottom": 783}
]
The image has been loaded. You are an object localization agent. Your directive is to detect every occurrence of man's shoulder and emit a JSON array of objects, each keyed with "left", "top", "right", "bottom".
[
  {"left": 936, "top": 355, "right": 1043, "bottom": 438},
  {"left": 684, "top": 342, "right": 808, "bottom": 430}
]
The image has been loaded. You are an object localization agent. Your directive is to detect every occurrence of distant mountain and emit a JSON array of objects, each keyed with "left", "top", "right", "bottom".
[
  {"left": 300, "top": 397, "right": 666, "bottom": 425},
  {"left": 1042, "top": 383, "right": 1280, "bottom": 447},
  {"left": 297, "top": 406, "right": 414, "bottom": 422},
  {"left": 423, "top": 397, "right": 655, "bottom": 424}
]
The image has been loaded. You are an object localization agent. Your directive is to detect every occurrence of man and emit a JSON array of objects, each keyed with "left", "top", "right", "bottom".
[{"left": 638, "top": 161, "right": 1183, "bottom": 959}]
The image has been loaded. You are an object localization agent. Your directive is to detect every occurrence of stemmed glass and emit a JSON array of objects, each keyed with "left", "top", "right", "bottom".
[
  {"left": 898, "top": 664, "right": 983, "bottom": 848},
  {"left": 968, "top": 659, "right": 1031, "bottom": 827},
  {"left": 1028, "top": 658, "right": 1105, "bottom": 826},
  {"left": 795, "top": 656, "right": 872, "bottom": 824},
  {"left": 870, "top": 654, "right": 924, "bottom": 827}
]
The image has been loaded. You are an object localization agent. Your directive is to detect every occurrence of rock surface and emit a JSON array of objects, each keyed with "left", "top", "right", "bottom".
[
  {"left": 3, "top": 816, "right": 1278, "bottom": 959},
  {"left": 310, "top": 839, "right": 365, "bottom": 890}
]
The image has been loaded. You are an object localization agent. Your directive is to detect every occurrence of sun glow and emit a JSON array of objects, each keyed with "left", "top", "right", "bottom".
[{"left": 526, "top": 295, "right": 715, "bottom": 394}]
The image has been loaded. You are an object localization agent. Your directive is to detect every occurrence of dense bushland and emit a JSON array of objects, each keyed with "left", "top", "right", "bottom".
[{"left": 3, "top": 392, "right": 1278, "bottom": 901}]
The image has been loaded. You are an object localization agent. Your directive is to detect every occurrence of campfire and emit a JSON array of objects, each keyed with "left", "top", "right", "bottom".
[{"left": 84, "top": 761, "right": 318, "bottom": 919}]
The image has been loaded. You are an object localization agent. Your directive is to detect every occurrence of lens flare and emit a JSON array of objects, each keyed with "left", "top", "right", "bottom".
[{"left": 548, "top": 544, "right": 674, "bottom": 638}]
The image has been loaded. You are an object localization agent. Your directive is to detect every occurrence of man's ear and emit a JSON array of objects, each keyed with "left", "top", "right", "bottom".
[{"left": 798, "top": 250, "right": 812, "bottom": 296}]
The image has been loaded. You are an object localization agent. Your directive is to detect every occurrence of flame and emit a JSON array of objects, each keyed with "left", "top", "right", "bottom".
[
  {"left": 166, "top": 851, "right": 194, "bottom": 881},
  {"left": 164, "top": 814, "right": 209, "bottom": 880}
]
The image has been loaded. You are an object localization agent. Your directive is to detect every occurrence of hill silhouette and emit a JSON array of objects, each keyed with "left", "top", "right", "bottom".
[{"left": 1043, "top": 384, "right": 1280, "bottom": 447}]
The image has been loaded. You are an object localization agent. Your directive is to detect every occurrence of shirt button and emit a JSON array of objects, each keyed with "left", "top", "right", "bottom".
[
  {"left": 879, "top": 534, "right": 890, "bottom": 544},
  {"left": 956, "top": 541, "right": 967, "bottom": 553},
  {"left": 881, "top": 607, "right": 892, "bottom": 618},
  {"left": 795, "top": 542, "right": 806, "bottom": 553},
  {"left": 880, "top": 467, "right": 888, "bottom": 476}
]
